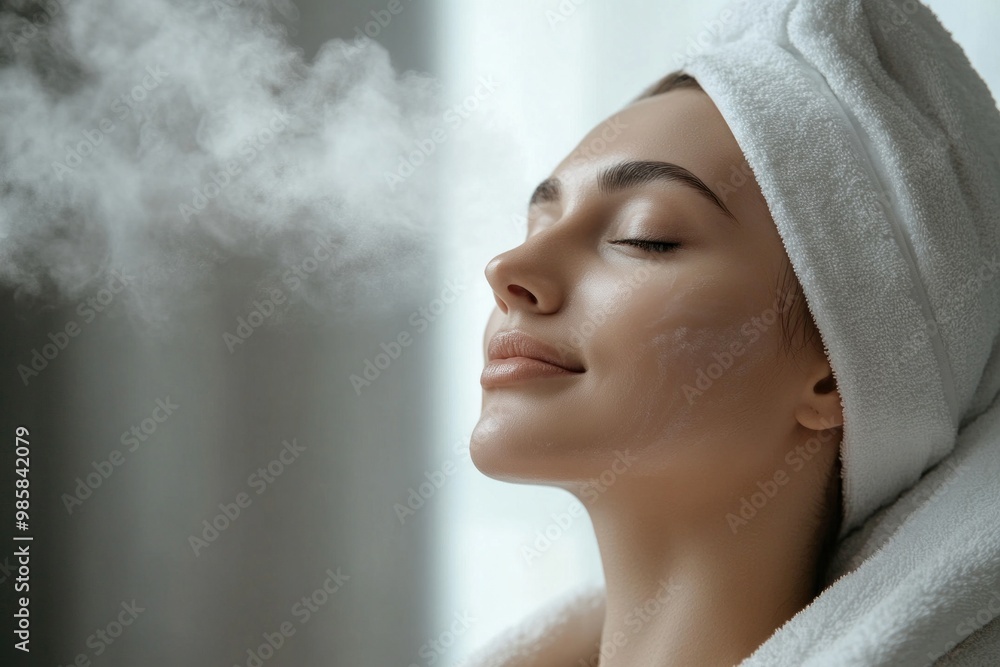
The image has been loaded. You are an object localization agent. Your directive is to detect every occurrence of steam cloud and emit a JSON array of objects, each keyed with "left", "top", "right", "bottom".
[{"left": 0, "top": 0, "right": 444, "bottom": 327}]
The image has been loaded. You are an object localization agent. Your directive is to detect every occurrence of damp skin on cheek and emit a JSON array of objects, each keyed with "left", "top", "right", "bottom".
[{"left": 607, "top": 286, "right": 786, "bottom": 470}]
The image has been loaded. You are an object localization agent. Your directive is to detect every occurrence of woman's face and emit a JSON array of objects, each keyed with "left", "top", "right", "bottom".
[{"left": 473, "top": 88, "right": 831, "bottom": 518}]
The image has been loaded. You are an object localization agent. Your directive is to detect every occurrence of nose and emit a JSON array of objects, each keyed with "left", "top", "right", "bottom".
[{"left": 484, "top": 234, "right": 566, "bottom": 316}]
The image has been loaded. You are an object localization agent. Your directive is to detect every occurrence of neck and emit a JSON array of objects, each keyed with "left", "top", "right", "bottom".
[{"left": 578, "top": 486, "right": 823, "bottom": 667}]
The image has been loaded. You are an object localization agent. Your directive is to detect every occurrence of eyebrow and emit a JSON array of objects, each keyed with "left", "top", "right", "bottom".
[{"left": 528, "top": 159, "right": 738, "bottom": 224}]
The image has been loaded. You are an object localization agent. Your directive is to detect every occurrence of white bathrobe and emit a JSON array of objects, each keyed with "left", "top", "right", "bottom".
[{"left": 462, "top": 0, "right": 1000, "bottom": 664}]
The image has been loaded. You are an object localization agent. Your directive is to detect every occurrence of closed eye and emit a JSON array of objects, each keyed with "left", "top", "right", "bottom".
[{"left": 610, "top": 239, "right": 681, "bottom": 253}]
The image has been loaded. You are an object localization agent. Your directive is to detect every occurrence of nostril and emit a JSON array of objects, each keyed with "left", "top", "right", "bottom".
[{"left": 507, "top": 284, "right": 537, "bottom": 305}]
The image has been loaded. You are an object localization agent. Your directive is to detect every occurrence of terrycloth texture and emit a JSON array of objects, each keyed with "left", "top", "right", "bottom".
[
  {"left": 458, "top": 584, "right": 606, "bottom": 667},
  {"left": 462, "top": 0, "right": 1000, "bottom": 665},
  {"left": 740, "top": 394, "right": 1000, "bottom": 665}
]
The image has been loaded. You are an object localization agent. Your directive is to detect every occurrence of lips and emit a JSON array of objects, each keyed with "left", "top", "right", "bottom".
[{"left": 486, "top": 329, "right": 585, "bottom": 372}]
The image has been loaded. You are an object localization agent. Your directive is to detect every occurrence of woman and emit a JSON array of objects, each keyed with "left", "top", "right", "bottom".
[
  {"left": 467, "top": 0, "right": 1000, "bottom": 665},
  {"left": 475, "top": 70, "right": 842, "bottom": 666}
]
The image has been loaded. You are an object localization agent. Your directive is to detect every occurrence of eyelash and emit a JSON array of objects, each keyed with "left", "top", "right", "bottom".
[{"left": 610, "top": 238, "right": 681, "bottom": 253}]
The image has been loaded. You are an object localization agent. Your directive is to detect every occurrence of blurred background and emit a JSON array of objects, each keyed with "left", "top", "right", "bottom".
[{"left": 0, "top": 0, "right": 996, "bottom": 665}]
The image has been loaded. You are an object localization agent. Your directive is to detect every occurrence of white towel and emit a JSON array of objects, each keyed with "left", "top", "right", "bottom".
[{"left": 462, "top": 0, "right": 1000, "bottom": 664}]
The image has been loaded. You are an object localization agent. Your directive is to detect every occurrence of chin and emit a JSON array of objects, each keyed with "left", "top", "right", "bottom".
[
  {"left": 469, "top": 415, "right": 589, "bottom": 487},
  {"left": 468, "top": 419, "right": 528, "bottom": 482}
]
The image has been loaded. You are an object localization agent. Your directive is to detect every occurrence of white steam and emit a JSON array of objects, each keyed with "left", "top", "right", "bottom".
[{"left": 0, "top": 0, "right": 444, "bottom": 325}]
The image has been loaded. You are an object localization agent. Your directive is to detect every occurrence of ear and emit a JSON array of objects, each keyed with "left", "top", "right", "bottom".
[{"left": 795, "top": 359, "right": 844, "bottom": 432}]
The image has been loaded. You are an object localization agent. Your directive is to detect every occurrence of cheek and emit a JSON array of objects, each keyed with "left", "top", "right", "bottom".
[{"left": 602, "top": 278, "right": 788, "bottom": 441}]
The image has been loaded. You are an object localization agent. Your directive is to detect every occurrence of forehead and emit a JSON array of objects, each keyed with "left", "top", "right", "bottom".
[{"left": 551, "top": 90, "right": 768, "bottom": 221}]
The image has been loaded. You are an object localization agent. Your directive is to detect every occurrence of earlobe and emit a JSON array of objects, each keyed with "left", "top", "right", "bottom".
[{"left": 796, "top": 366, "right": 844, "bottom": 431}]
